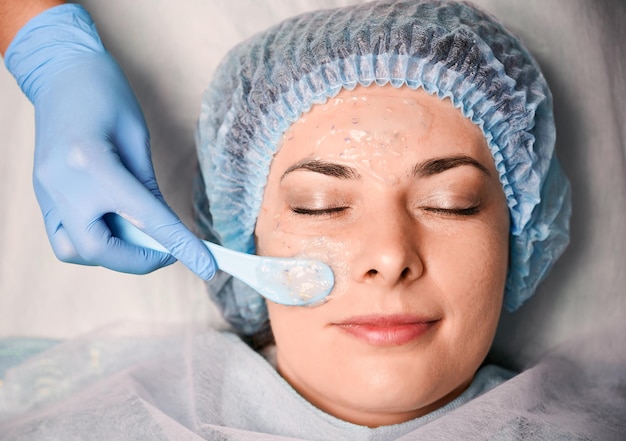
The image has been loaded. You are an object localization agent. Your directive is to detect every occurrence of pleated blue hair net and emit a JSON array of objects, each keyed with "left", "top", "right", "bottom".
[{"left": 194, "top": 0, "right": 571, "bottom": 336}]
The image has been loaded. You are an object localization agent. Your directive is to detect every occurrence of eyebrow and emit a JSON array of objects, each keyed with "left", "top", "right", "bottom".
[
  {"left": 281, "top": 155, "right": 490, "bottom": 181},
  {"left": 413, "top": 155, "right": 491, "bottom": 178},
  {"left": 281, "top": 160, "right": 361, "bottom": 181}
]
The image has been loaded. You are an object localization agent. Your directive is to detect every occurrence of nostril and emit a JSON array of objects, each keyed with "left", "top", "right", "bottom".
[
  {"left": 400, "top": 267, "right": 411, "bottom": 279},
  {"left": 366, "top": 269, "right": 378, "bottom": 277}
]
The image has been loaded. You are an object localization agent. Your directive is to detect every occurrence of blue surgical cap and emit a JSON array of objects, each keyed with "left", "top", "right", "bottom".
[{"left": 195, "top": 0, "right": 571, "bottom": 336}]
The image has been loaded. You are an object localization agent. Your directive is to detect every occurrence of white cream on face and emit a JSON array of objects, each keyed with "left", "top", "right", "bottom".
[
  {"left": 257, "top": 88, "right": 440, "bottom": 301},
  {"left": 255, "top": 255, "right": 334, "bottom": 304},
  {"left": 254, "top": 85, "right": 509, "bottom": 427},
  {"left": 256, "top": 233, "right": 351, "bottom": 302},
  {"left": 304, "top": 93, "right": 435, "bottom": 186}
]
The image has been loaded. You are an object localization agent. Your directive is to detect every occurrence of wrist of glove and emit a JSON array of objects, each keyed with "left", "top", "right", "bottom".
[
  {"left": 4, "top": 4, "right": 216, "bottom": 279},
  {"left": 5, "top": 4, "right": 105, "bottom": 102}
]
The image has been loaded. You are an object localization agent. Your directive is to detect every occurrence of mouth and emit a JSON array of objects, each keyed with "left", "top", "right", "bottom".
[{"left": 333, "top": 314, "right": 439, "bottom": 346}]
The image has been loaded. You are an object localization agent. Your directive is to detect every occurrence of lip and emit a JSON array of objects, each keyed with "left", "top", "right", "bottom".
[{"left": 334, "top": 314, "right": 439, "bottom": 346}]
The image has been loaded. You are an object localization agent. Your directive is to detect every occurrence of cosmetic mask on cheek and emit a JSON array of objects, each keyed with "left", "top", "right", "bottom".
[{"left": 256, "top": 230, "right": 351, "bottom": 306}]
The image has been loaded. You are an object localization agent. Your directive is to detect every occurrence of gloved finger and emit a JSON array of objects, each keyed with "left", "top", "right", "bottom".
[
  {"left": 110, "top": 172, "right": 217, "bottom": 280},
  {"left": 110, "top": 98, "right": 163, "bottom": 198},
  {"left": 40, "top": 194, "right": 176, "bottom": 273},
  {"left": 35, "top": 159, "right": 178, "bottom": 274},
  {"left": 43, "top": 215, "right": 94, "bottom": 267},
  {"left": 37, "top": 190, "right": 88, "bottom": 265},
  {"left": 89, "top": 167, "right": 217, "bottom": 280},
  {"left": 53, "top": 203, "right": 176, "bottom": 274},
  {"left": 84, "top": 118, "right": 215, "bottom": 279},
  {"left": 43, "top": 220, "right": 174, "bottom": 274}
]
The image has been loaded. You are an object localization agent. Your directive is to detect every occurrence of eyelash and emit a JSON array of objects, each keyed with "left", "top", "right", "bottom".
[
  {"left": 291, "top": 206, "right": 349, "bottom": 217},
  {"left": 423, "top": 206, "right": 480, "bottom": 216},
  {"left": 292, "top": 205, "right": 480, "bottom": 218}
]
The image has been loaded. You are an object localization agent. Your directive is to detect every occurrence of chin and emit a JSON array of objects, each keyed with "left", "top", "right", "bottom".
[
  {"left": 336, "top": 359, "right": 452, "bottom": 403},
  {"left": 313, "top": 380, "right": 459, "bottom": 427}
]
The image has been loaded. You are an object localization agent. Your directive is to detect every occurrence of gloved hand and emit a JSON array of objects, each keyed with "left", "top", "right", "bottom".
[{"left": 4, "top": 4, "right": 216, "bottom": 278}]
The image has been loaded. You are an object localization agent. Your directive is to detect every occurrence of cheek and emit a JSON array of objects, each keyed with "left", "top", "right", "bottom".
[
  {"left": 256, "top": 211, "right": 356, "bottom": 301},
  {"left": 455, "top": 222, "right": 508, "bottom": 293},
  {"left": 266, "top": 301, "right": 337, "bottom": 388},
  {"left": 436, "top": 210, "right": 510, "bottom": 348}
]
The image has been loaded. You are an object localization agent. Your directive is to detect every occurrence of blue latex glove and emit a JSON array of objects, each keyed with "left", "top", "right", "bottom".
[{"left": 4, "top": 4, "right": 216, "bottom": 278}]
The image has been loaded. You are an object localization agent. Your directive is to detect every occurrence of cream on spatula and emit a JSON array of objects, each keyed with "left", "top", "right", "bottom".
[{"left": 105, "top": 214, "right": 334, "bottom": 306}]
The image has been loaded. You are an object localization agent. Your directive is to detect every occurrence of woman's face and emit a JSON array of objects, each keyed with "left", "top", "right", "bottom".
[{"left": 254, "top": 85, "right": 510, "bottom": 427}]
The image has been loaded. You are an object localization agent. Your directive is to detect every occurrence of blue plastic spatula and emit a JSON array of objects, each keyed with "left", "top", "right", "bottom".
[{"left": 105, "top": 214, "right": 334, "bottom": 306}]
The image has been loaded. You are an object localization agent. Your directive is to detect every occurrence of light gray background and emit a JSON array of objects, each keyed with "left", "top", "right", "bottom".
[{"left": 0, "top": 0, "right": 624, "bottom": 369}]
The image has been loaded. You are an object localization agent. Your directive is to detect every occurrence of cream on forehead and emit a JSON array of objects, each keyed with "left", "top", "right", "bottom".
[
  {"left": 288, "top": 87, "right": 435, "bottom": 147},
  {"left": 281, "top": 86, "right": 484, "bottom": 185}
]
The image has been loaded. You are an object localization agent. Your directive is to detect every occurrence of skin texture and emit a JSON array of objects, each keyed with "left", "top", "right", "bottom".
[
  {"left": 255, "top": 85, "right": 510, "bottom": 427},
  {"left": 0, "top": 0, "right": 64, "bottom": 54}
]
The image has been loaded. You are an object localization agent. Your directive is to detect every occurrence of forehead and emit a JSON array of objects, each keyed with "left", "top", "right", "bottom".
[{"left": 278, "top": 85, "right": 491, "bottom": 168}]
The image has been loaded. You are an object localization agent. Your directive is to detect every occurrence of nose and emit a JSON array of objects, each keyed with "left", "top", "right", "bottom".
[{"left": 350, "top": 205, "right": 424, "bottom": 287}]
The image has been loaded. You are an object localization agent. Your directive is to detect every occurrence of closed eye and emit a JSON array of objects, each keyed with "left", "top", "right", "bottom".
[
  {"left": 291, "top": 206, "right": 349, "bottom": 216},
  {"left": 423, "top": 206, "right": 480, "bottom": 216}
]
